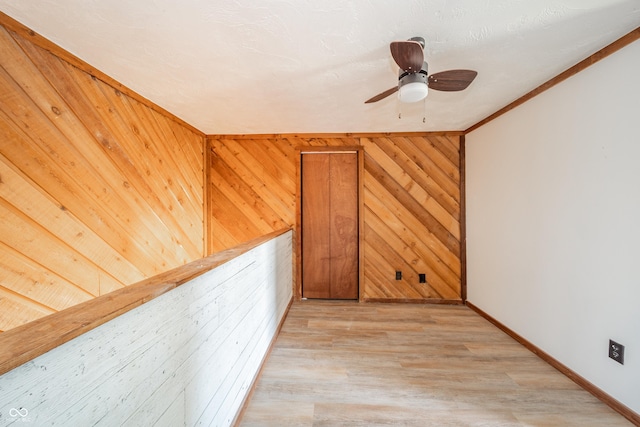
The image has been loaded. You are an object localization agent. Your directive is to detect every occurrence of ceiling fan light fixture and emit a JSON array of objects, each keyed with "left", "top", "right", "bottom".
[
  {"left": 365, "top": 38, "right": 477, "bottom": 104},
  {"left": 397, "top": 64, "right": 429, "bottom": 103},
  {"left": 398, "top": 81, "right": 428, "bottom": 103}
]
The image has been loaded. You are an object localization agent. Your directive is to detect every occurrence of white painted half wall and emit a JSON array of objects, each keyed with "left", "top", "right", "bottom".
[
  {"left": 0, "top": 231, "right": 293, "bottom": 426},
  {"left": 466, "top": 39, "right": 640, "bottom": 413}
]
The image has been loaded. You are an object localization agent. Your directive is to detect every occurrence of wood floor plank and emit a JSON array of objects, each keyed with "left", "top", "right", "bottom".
[{"left": 239, "top": 302, "right": 632, "bottom": 426}]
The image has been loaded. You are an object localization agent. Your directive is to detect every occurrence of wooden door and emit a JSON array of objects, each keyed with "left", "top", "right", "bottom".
[{"left": 301, "top": 152, "right": 358, "bottom": 299}]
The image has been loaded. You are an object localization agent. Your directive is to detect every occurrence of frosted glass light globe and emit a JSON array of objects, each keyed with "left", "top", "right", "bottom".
[{"left": 398, "top": 82, "right": 428, "bottom": 103}]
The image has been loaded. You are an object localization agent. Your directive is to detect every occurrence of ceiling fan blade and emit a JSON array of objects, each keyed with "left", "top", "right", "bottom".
[
  {"left": 428, "top": 69, "right": 478, "bottom": 91},
  {"left": 365, "top": 86, "right": 399, "bottom": 104},
  {"left": 390, "top": 41, "right": 424, "bottom": 72}
]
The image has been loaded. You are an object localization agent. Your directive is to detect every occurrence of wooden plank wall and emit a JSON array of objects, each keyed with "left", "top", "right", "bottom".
[
  {"left": 0, "top": 231, "right": 293, "bottom": 426},
  {"left": 207, "top": 134, "right": 462, "bottom": 301},
  {"left": 0, "top": 20, "right": 205, "bottom": 331}
]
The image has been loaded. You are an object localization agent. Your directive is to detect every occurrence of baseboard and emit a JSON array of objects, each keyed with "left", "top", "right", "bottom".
[
  {"left": 231, "top": 296, "right": 294, "bottom": 427},
  {"left": 466, "top": 301, "right": 640, "bottom": 426},
  {"left": 363, "top": 298, "right": 464, "bottom": 305}
]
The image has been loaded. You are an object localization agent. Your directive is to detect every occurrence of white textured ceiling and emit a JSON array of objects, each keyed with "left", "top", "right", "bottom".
[{"left": 1, "top": 1, "right": 639, "bottom": 134}]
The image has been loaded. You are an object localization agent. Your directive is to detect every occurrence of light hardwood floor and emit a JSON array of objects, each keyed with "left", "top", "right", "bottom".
[{"left": 239, "top": 301, "right": 632, "bottom": 426}]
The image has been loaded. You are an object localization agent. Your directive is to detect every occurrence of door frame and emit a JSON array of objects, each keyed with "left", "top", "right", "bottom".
[{"left": 295, "top": 146, "right": 364, "bottom": 301}]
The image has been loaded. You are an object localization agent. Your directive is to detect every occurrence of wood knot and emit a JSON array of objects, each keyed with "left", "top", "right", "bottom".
[{"left": 51, "top": 106, "right": 61, "bottom": 115}]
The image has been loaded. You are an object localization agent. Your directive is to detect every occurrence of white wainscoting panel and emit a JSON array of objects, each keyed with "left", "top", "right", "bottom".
[{"left": 0, "top": 231, "right": 293, "bottom": 426}]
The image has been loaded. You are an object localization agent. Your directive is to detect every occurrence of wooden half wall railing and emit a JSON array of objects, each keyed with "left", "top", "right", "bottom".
[{"left": 0, "top": 227, "right": 292, "bottom": 377}]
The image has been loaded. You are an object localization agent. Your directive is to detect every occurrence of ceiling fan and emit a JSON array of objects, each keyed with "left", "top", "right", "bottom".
[{"left": 365, "top": 36, "right": 477, "bottom": 104}]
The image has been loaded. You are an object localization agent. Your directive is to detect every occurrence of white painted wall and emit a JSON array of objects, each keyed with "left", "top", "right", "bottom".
[
  {"left": 0, "top": 231, "right": 293, "bottom": 426},
  {"left": 466, "top": 39, "right": 640, "bottom": 413}
]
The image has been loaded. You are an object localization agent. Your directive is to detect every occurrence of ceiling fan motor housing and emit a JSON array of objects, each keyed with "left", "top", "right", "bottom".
[{"left": 408, "top": 36, "right": 426, "bottom": 48}]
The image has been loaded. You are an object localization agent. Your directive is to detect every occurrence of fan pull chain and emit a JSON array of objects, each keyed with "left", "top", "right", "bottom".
[{"left": 422, "top": 97, "right": 427, "bottom": 123}]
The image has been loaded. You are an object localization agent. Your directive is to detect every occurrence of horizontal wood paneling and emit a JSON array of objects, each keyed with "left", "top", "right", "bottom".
[
  {"left": 0, "top": 20, "right": 205, "bottom": 331},
  {"left": 0, "top": 231, "right": 293, "bottom": 426},
  {"left": 208, "top": 134, "right": 462, "bottom": 301}
]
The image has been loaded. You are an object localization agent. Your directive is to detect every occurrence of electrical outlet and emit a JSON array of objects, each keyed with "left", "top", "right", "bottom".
[
  {"left": 609, "top": 339, "right": 624, "bottom": 365},
  {"left": 395, "top": 271, "right": 402, "bottom": 280},
  {"left": 419, "top": 273, "right": 426, "bottom": 283}
]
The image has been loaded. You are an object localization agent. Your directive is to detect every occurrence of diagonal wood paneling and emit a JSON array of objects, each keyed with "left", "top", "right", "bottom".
[
  {"left": 207, "top": 136, "right": 358, "bottom": 252},
  {"left": 362, "top": 136, "right": 461, "bottom": 301},
  {"left": 208, "top": 134, "right": 462, "bottom": 302},
  {"left": 0, "top": 21, "right": 205, "bottom": 332}
]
